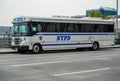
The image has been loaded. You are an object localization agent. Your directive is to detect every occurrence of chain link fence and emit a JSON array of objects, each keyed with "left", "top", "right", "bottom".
[
  {"left": 0, "top": 34, "right": 12, "bottom": 48},
  {"left": 0, "top": 26, "right": 12, "bottom": 48}
]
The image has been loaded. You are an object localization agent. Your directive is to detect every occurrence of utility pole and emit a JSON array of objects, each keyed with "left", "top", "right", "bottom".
[{"left": 116, "top": 0, "right": 118, "bottom": 39}]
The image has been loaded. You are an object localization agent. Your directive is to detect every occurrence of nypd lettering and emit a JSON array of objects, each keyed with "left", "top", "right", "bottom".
[{"left": 57, "top": 35, "right": 71, "bottom": 41}]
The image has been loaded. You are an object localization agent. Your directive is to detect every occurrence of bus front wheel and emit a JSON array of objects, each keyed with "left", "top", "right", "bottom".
[
  {"left": 32, "top": 44, "right": 41, "bottom": 54},
  {"left": 17, "top": 49, "right": 25, "bottom": 53}
]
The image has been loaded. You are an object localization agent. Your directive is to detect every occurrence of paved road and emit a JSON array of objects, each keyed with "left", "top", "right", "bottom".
[{"left": 0, "top": 48, "right": 120, "bottom": 81}]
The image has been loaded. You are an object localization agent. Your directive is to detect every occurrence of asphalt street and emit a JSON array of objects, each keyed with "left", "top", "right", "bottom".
[{"left": 0, "top": 48, "right": 120, "bottom": 81}]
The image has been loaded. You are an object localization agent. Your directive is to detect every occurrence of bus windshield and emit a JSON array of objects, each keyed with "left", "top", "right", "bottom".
[{"left": 13, "top": 23, "right": 29, "bottom": 36}]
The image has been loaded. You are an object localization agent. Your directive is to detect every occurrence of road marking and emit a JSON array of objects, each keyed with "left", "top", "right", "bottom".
[
  {"left": 54, "top": 68, "right": 110, "bottom": 76},
  {"left": 12, "top": 61, "right": 63, "bottom": 67},
  {"left": 11, "top": 57, "right": 109, "bottom": 67}
]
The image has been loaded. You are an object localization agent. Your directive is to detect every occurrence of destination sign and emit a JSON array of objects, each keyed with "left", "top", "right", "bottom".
[{"left": 16, "top": 18, "right": 23, "bottom": 22}]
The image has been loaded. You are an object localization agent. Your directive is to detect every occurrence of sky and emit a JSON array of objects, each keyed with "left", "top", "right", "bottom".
[{"left": 0, "top": 0, "right": 120, "bottom": 26}]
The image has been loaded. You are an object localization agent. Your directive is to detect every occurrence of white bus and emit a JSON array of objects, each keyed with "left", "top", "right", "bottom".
[{"left": 11, "top": 16, "right": 115, "bottom": 53}]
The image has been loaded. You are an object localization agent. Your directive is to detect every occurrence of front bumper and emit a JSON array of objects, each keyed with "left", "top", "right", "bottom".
[{"left": 11, "top": 46, "right": 29, "bottom": 50}]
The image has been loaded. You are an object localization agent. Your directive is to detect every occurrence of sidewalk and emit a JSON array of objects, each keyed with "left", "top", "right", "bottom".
[
  {"left": 0, "top": 48, "right": 17, "bottom": 54},
  {"left": 104, "top": 45, "right": 120, "bottom": 48}
]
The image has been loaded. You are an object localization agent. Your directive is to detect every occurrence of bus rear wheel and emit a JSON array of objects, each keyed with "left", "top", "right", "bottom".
[
  {"left": 32, "top": 44, "right": 41, "bottom": 54},
  {"left": 90, "top": 42, "right": 99, "bottom": 50}
]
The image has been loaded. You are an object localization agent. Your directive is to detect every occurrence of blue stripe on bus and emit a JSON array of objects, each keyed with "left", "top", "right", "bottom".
[
  {"left": 41, "top": 43, "right": 92, "bottom": 46},
  {"left": 35, "top": 33, "right": 114, "bottom": 36}
]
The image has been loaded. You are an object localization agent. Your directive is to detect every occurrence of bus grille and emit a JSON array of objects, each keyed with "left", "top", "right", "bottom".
[{"left": 14, "top": 38, "right": 21, "bottom": 45}]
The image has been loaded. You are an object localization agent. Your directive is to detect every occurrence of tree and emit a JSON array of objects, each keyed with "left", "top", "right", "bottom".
[
  {"left": 86, "top": 10, "right": 114, "bottom": 19},
  {"left": 102, "top": 16, "right": 114, "bottom": 20},
  {"left": 88, "top": 10, "right": 102, "bottom": 18}
]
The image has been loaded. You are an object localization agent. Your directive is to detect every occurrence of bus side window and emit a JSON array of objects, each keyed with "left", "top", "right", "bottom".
[
  {"left": 63, "top": 24, "right": 67, "bottom": 32},
  {"left": 38, "top": 24, "right": 42, "bottom": 32},
  {"left": 46, "top": 23, "right": 56, "bottom": 32},
  {"left": 56, "top": 23, "right": 60, "bottom": 32},
  {"left": 32, "top": 27, "right": 37, "bottom": 33},
  {"left": 60, "top": 23, "right": 65, "bottom": 32},
  {"left": 93, "top": 24, "right": 98, "bottom": 32},
  {"left": 81, "top": 24, "right": 85, "bottom": 32},
  {"left": 67, "top": 24, "right": 76, "bottom": 32},
  {"left": 31, "top": 23, "right": 37, "bottom": 34}
]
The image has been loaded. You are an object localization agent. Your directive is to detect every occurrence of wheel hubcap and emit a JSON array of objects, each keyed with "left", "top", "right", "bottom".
[
  {"left": 34, "top": 45, "right": 39, "bottom": 53},
  {"left": 93, "top": 43, "right": 98, "bottom": 49}
]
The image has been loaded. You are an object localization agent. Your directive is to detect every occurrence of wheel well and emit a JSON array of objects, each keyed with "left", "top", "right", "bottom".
[{"left": 93, "top": 41, "right": 99, "bottom": 44}]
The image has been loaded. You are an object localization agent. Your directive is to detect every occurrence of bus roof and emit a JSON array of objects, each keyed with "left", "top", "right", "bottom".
[{"left": 12, "top": 16, "right": 114, "bottom": 24}]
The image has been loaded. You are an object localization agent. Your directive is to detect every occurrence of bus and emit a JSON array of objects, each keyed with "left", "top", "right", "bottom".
[{"left": 11, "top": 16, "right": 115, "bottom": 53}]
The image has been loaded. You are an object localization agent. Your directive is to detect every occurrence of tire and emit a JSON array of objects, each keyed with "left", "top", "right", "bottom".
[
  {"left": 90, "top": 42, "right": 99, "bottom": 50},
  {"left": 32, "top": 44, "right": 41, "bottom": 54},
  {"left": 76, "top": 48, "right": 84, "bottom": 51},
  {"left": 17, "top": 49, "right": 25, "bottom": 53}
]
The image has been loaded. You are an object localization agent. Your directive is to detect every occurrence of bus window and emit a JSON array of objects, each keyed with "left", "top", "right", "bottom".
[
  {"left": 103, "top": 24, "right": 114, "bottom": 32},
  {"left": 46, "top": 23, "right": 56, "bottom": 32},
  {"left": 93, "top": 24, "right": 97, "bottom": 32},
  {"left": 31, "top": 23, "right": 37, "bottom": 34},
  {"left": 40, "top": 22, "right": 46, "bottom": 32},
  {"left": 108, "top": 25, "right": 114, "bottom": 32},
  {"left": 81, "top": 24, "right": 85, "bottom": 32},
  {"left": 56, "top": 23, "right": 60, "bottom": 32},
  {"left": 77, "top": 24, "right": 82, "bottom": 32},
  {"left": 67, "top": 24, "right": 76, "bottom": 32},
  {"left": 75, "top": 24, "right": 78, "bottom": 32},
  {"left": 84, "top": 24, "right": 92, "bottom": 32},
  {"left": 63, "top": 24, "right": 68, "bottom": 32},
  {"left": 93, "top": 24, "right": 102, "bottom": 32},
  {"left": 37, "top": 24, "right": 42, "bottom": 32},
  {"left": 60, "top": 23, "right": 65, "bottom": 32}
]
